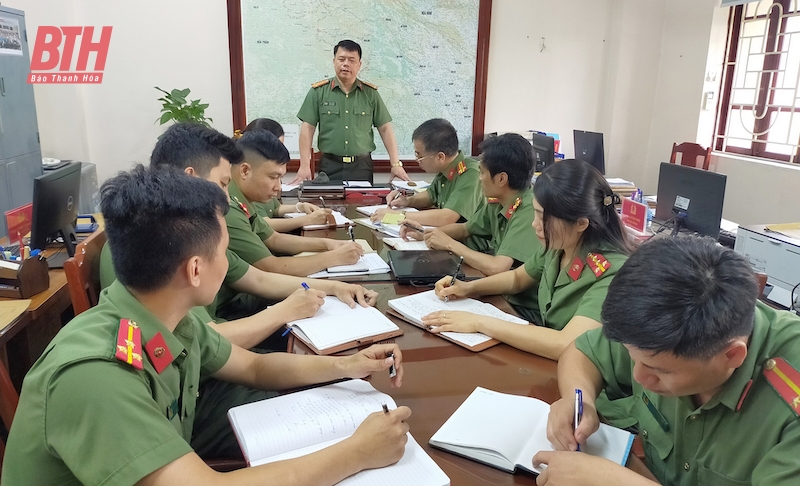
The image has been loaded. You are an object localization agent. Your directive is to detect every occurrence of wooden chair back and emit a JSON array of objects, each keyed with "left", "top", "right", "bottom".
[
  {"left": 670, "top": 142, "right": 712, "bottom": 170},
  {"left": 63, "top": 229, "right": 107, "bottom": 316},
  {"left": 0, "top": 359, "right": 19, "bottom": 474}
]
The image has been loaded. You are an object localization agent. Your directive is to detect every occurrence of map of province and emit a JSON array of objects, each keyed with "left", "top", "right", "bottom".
[{"left": 241, "top": 0, "right": 480, "bottom": 159}]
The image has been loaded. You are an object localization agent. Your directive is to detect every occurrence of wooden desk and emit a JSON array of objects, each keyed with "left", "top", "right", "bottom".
[
  {"left": 0, "top": 244, "right": 74, "bottom": 390},
  {"left": 292, "top": 283, "right": 558, "bottom": 485}
]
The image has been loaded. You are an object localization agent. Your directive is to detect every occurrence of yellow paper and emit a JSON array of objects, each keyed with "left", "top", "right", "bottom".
[
  {"left": 381, "top": 213, "right": 406, "bottom": 225},
  {"left": 294, "top": 239, "right": 375, "bottom": 258},
  {"left": 0, "top": 299, "right": 31, "bottom": 332},
  {"left": 765, "top": 222, "right": 800, "bottom": 241}
]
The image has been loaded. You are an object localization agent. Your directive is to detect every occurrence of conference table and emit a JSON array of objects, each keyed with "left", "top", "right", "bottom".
[{"left": 293, "top": 197, "right": 559, "bottom": 484}]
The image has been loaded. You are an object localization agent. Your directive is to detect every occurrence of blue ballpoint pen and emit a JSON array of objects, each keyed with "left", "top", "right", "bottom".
[{"left": 282, "top": 283, "right": 311, "bottom": 337}]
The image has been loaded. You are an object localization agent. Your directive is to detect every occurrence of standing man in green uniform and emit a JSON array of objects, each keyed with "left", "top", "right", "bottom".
[
  {"left": 2, "top": 166, "right": 410, "bottom": 486},
  {"left": 293, "top": 39, "right": 410, "bottom": 184},
  {"left": 371, "top": 118, "right": 482, "bottom": 228},
  {"left": 402, "top": 133, "right": 540, "bottom": 276},
  {"left": 228, "top": 129, "right": 364, "bottom": 276},
  {"left": 539, "top": 237, "right": 800, "bottom": 486}
]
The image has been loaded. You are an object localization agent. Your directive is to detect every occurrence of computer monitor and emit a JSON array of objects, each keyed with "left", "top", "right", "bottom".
[
  {"left": 532, "top": 133, "right": 555, "bottom": 173},
  {"left": 654, "top": 162, "right": 727, "bottom": 239},
  {"left": 574, "top": 130, "right": 605, "bottom": 174},
  {"left": 30, "top": 163, "right": 82, "bottom": 268}
]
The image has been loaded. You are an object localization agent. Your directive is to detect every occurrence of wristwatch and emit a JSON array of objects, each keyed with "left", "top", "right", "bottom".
[{"left": 390, "top": 160, "right": 403, "bottom": 168}]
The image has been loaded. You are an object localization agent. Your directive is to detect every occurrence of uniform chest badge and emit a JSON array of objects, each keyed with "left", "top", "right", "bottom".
[
  {"left": 115, "top": 319, "right": 143, "bottom": 370},
  {"left": 567, "top": 257, "right": 585, "bottom": 280},
  {"left": 145, "top": 332, "right": 174, "bottom": 374}
]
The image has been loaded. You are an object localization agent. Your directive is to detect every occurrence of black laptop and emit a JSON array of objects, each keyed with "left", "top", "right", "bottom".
[{"left": 388, "top": 250, "right": 466, "bottom": 286}]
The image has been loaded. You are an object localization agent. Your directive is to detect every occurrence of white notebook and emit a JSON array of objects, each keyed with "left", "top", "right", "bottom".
[
  {"left": 383, "top": 237, "right": 430, "bottom": 251},
  {"left": 388, "top": 290, "right": 528, "bottom": 348},
  {"left": 391, "top": 180, "right": 431, "bottom": 192},
  {"left": 284, "top": 210, "right": 354, "bottom": 230},
  {"left": 355, "top": 204, "right": 419, "bottom": 217},
  {"left": 430, "top": 387, "right": 634, "bottom": 475},
  {"left": 287, "top": 297, "right": 401, "bottom": 352},
  {"left": 308, "top": 253, "right": 390, "bottom": 278},
  {"left": 228, "top": 380, "right": 450, "bottom": 486}
]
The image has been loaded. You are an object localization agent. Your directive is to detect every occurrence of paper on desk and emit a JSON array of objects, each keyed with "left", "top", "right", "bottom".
[
  {"left": 293, "top": 239, "right": 375, "bottom": 258},
  {"left": 281, "top": 183, "right": 300, "bottom": 192},
  {"left": 381, "top": 213, "right": 406, "bottom": 225},
  {"left": 605, "top": 177, "right": 635, "bottom": 186},
  {"left": 765, "top": 222, "right": 800, "bottom": 241},
  {"left": 392, "top": 180, "right": 430, "bottom": 192},
  {"left": 383, "top": 237, "right": 430, "bottom": 251},
  {"left": 355, "top": 205, "right": 419, "bottom": 217},
  {"left": 285, "top": 210, "right": 354, "bottom": 230},
  {"left": 0, "top": 299, "right": 31, "bottom": 332},
  {"left": 307, "top": 253, "right": 390, "bottom": 278}
]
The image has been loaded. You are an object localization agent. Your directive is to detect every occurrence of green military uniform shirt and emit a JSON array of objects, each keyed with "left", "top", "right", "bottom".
[
  {"left": 226, "top": 179, "right": 275, "bottom": 265},
  {"left": 517, "top": 247, "right": 628, "bottom": 328},
  {"left": 576, "top": 302, "right": 800, "bottom": 486},
  {"left": 464, "top": 188, "right": 540, "bottom": 264},
  {"left": 425, "top": 152, "right": 483, "bottom": 221},
  {"left": 100, "top": 242, "right": 249, "bottom": 323},
  {"left": 297, "top": 77, "right": 392, "bottom": 156},
  {"left": 2, "top": 280, "right": 232, "bottom": 486},
  {"left": 254, "top": 198, "right": 281, "bottom": 219}
]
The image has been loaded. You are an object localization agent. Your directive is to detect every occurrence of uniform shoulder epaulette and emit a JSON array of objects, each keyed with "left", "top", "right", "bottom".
[
  {"left": 361, "top": 80, "right": 379, "bottom": 90},
  {"left": 763, "top": 357, "right": 800, "bottom": 416},
  {"left": 311, "top": 79, "right": 329, "bottom": 88},
  {"left": 586, "top": 252, "right": 611, "bottom": 277},
  {"left": 486, "top": 197, "right": 500, "bottom": 204},
  {"left": 115, "top": 318, "right": 143, "bottom": 370}
]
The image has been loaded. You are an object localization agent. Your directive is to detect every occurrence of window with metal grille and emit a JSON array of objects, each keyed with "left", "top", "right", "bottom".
[{"left": 716, "top": 0, "right": 800, "bottom": 164}]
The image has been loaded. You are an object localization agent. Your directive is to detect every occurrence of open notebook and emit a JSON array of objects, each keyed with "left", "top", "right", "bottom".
[
  {"left": 430, "top": 387, "right": 633, "bottom": 475},
  {"left": 356, "top": 204, "right": 419, "bottom": 217},
  {"left": 307, "top": 253, "right": 390, "bottom": 278},
  {"left": 383, "top": 237, "right": 430, "bottom": 251},
  {"left": 228, "top": 380, "right": 450, "bottom": 485},
  {"left": 287, "top": 297, "right": 403, "bottom": 354},
  {"left": 284, "top": 210, "right": 354, "bottom": 230},
  {"left": 387, "top": 290, "right": 527, "bottom": 351}
]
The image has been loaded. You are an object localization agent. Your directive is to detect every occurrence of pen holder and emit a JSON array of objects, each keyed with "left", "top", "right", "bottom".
[{"left": 0, "top": 256, "right": 50, "bottom": 298}]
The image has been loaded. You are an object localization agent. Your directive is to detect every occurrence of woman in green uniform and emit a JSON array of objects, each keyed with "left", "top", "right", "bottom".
[{"left": 425, "top": 159, "right": 633, "bottom": 360}]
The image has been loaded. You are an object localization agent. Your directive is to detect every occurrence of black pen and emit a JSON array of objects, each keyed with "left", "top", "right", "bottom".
[
  {"left": 382, "top": 403, "right": 389, "bottom": 414},
  {"left": 444, "top": 256, "right": 464, "bottom": 303},
  {"left": 388, "top": 352, "right": 396, "bottom": 378},
  {"left": 319, "top": 196, "right": 326, "bottom": 209},
  {"left": 348, "top": 225, "right": 356, "bottom": 242},
  {"left": 401, "top": 220, "right": 424, "bottom": 233}
]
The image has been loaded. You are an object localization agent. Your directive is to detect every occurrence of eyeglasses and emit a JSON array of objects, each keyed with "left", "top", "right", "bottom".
[{"left": 414, "top": 154, "right": 436, "bottom": 163}]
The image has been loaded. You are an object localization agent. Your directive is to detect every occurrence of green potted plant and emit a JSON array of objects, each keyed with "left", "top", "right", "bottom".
[{"left": 155, "top": 87, "right": 213, "bottom": 126}]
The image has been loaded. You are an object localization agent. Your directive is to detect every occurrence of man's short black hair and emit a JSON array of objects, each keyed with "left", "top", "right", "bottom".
[
  {"left": 244, "top": 118, "right": 284, "bottom": 138},
  {"left": 334, "top": 39, "right": 362, "bottom": 59},
  {"left": 101, "top": 165, "right": 229, "bottom": 293},
  {"left": 412, "top": 118, "right": 459, "bottom": 157},
  {"left": 601, "top": 237, "right": 758, "bottom": 359},
  {"left": 151, "top": 123, "right": 243, "bottom": 175},
  {"left": 236, "top": 129, "right": 290, "bottom": 166},
  {"left": 478, "top": 134, "right": 534, "bottom": 191}
]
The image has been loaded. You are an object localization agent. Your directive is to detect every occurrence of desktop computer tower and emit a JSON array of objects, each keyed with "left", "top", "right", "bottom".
[{"left": 78, "top": 162, "right": 100, "bottom": 215}]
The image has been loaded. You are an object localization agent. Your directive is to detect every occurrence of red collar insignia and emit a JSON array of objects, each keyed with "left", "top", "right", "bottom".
[
  {"left": 586, "top": 252, "right": 611, "bottom": 277},
  {"left": 231, "top": 195, "right": 250, "bottom": 218},
  {"left": 115, "top": 319, "right": 143, "bottom": 370},
  {"left": 145, "top": 332, "right": 175, "bottom": 374},
  {"left": 446, "top": 167, "right": 456, "bottom": 180},
  {"left": 567, "top": 257, "right": 585, "bottom": 280}
]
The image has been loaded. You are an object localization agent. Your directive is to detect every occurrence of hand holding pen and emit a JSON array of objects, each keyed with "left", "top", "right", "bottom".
[
  {"left": 443, "top": 256, "right": 464, "bottom": 303},
  {"left": 574, "top": 389, "right": 583, "bottom": 452}
]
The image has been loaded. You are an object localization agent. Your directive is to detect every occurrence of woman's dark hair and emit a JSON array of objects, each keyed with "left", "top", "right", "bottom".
[
  {"left": 533, "top": 159, "right": 632, "bottom": 254},
  {"left": 243, "top": 118, "right": 284, "bottom": 138}
]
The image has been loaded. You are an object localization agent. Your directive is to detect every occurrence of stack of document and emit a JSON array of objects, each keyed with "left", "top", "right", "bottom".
[
  {"left": 284, "top": 210, "right": 353, "bottom": 230},
  {"left": 307, "top": 253, "right": 390, "bottom": 278},
  {"left": 356, "top": 204, "right": 419, "bottom": 217},
  {"left": 383, "top": 237, "right": 430, "bottom": 251}
]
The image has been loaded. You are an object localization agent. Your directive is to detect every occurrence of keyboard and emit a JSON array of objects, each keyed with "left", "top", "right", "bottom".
[{"left": 1, "top": 243, "right": 20, "bottom": 257}]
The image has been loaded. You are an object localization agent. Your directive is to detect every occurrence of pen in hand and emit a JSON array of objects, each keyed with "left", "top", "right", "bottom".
[
  {"left": 319, "top": 196, "right": 326, "bottom": 209},
  {"left": 574, "top": 389, "right": 583, "bottom": 452},
  {"left": 382, "top": 403, "right": 389, "bottom": 414},
  {"left": 443, "top": 256, "right": 464, "bottom": 303},
  {"left": 401, "top": 220, "right": 424, "bottom": 233},
  {"left": 282, "top": 282, "right": 312, "bottom": 337},
  {"left": 387, "top": 352, "right": 396, "bottom": 378},
  {"left": 348, "top": 225, "right": 356, "bottom": 242}
]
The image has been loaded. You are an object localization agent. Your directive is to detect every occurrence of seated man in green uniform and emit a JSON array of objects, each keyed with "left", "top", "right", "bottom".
[
  {"left": 2, "top": 166, "right": 409, "bottom": 486},
  {"left": 538, "top": 237, "right": 800, "bottom": 485},
  {"left": 100, "top": 123, "right": 378, "bottom": 342},
  {"left": 371, "top": 118, "right": 483, "bottom": 228},
  {"left": 427, "top": 160, "right": 632, "bottom": 360},
  {"left": 293, "top": 39, "right": 410, "bottom": 184},
  {"left": 242, "top": 118, "right": 334, "bottom": 233},
  {"left": 401, "top": 133, "right": 540, "bottom": 277},
  {"left": 229, "top": 129, "right": 365, "bottom": 276}
]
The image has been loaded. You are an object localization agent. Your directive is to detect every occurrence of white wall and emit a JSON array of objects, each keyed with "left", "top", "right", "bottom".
[{"left": 10, "top": 0, "right": 234, "bottom": 182}]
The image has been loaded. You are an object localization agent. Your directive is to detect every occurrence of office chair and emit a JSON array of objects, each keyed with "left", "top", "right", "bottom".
[
  {"left": 63, "top": 229, "right": 107, "bottom": 316},
  {"left": 0, "top": 359, "right": 19, "bottom": 475},
  {"left": 670, "top": 142, "right": 712, "bottom": 170}
]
